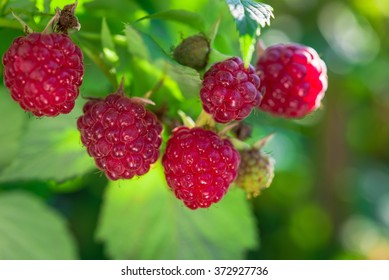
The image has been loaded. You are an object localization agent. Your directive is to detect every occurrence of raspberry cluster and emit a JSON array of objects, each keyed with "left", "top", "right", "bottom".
[
  {"left": 162, "top": 127, "right": 240, "bottom": 209},
  {"left": 0, "top": 3, "right": 329, "bottom": 211},
  {"left": 256, "top": 43, "right": 327, "bottom": 118},
  {"left": 77, "top": 93, "right": 163, "bottom": 180},
  {"left": 2, "top": 32, "right": 84, "bottom": 117},
  {"left": 200, "top": 57, "right": 262, "bottom": 123}
]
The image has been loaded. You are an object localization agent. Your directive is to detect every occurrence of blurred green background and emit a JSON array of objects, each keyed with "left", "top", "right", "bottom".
[{"left": 0, "top": 0, "right": 388, "bottom": 260}]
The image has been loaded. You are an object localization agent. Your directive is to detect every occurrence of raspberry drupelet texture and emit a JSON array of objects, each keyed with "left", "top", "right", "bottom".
[
  {"left": 77, "top": 93, "right": 163, "bottom": 180},
  {"left": 2, "top": 33, "right": 84, "bottom": 117},
  {"left": 200, "top": 57, "right": 262, "bottom": 123},
  {"left": 235, "top": 148, "right": 275, "bottom": 198},
  {"left": 256, "top": 43, "right": 328, "bottom": 118},
  {"left": 162, "top": 127, "right": 240, "bottom": 209}
]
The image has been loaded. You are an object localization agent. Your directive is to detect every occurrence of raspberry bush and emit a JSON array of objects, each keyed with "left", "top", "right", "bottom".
[{"left": 2, "top": 0, "right": 367, "bottom": 262}]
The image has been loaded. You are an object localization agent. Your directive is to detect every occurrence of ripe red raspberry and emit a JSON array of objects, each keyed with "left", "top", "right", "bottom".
[
  {"left": 256, "top": 43, "right": 327, "bottom": 118},
  {"left": 2, "top": 32, "right": 84, "bottom": 117},
  {"left": 162, "top": 127, "right": 240, "bottom": 209},
  {"left": 200, "top": 57, "right": 262, "bottom": 123},
  {"left": 77, "top": 93, "right": 163, "bottom": 180}
]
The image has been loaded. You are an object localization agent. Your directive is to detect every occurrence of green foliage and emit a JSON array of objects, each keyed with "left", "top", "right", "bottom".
[
  {"left": 0, "top": 191, "right": 77, "bottom": 259},
  {"left": 96, "top": 161, "right": 257, "bottom": 259},
  {"left": 124, "top": 24, "right": 150, "bottom": 60},
  {"left": 0, "top": 87, "right": 25, "bottom": 169},
  {"left": 101, "top": 18, "right": 119, "bottom": 64},
  {"left": 0, "top": 0, "right": 387, "bottom": 261},
  {"left": 137, "top": 9, "right": 206, "bottom": 32},
  {"left": 0, "top": 96, "right": 95, "bottom": 183},
  {"left": 225, "top": 0, "right": 273, "bottom": 65}
]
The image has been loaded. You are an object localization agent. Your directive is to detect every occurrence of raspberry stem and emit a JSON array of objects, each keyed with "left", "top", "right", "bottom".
[
  {"left": 195, "top": 109, "right": 215, "bottom": 128},
  {"left": 230, "top": 138, "right": 251, "bottom": 150},
  {"left": 218, "top": 123, "right": 239, "bottom": 138}
]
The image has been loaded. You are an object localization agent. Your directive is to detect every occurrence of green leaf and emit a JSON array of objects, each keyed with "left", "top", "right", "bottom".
[
  {"left": 78, "top": 38, "right": 118, "bottom": 88},
  {"left": 0, "top": 87, "right": 25, "bottom": 170},
  {"left": 0, "top": 17, "right": 21, "bottom": 29},
  {"left": 165, "top": 61, "right": 202, "bottom": 99},
  {"left": 225, "top": 0, "right": 273, "bottom": 65},
  {"left": 207, "top": 17, "right": 221, "bottom": 46},
  {"left": 121, "top": 28, "right": 200, "bottom": 103},
  {"left": 0, "top": 191, "right": 77, "bottom": 259},
  {"left": 101, "top": 18, "right": 119, "bottom": 64},
  {"left": 96, "top": 161, "right": 258, "bottom": 259},
  {"left": 239, "top": 33, "right": 256, "bottom": 67},
  {"left": 0, "top": 101, "right": 95, "bottom": 183},
  {"left": 137, "top": 9, "right": 206, "bottom": 32},
  {"left": 124, "top": 24, "right": 149, "bottom": 59}
]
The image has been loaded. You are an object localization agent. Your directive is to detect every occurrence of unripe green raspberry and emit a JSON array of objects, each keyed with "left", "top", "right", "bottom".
[
  {"left": 236, "top": 148, "right": 275, "bottom": 198},
  {"left": 173, "top": 34, "right": 210, "bottom": 71}
]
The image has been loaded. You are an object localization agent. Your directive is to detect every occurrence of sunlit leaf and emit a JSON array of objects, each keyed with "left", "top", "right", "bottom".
[
  {"left": 96, "top": 161, "right": 258, "bottom": 259},
  {"left": 101, "top": 18, "right": 119, "bottom": 64},
  {"left": 0, "top": 101, "right": 95, "bottom": 183},
  {"left": 79, "top": 38, "right": 118, "bottom": 88},
  {"left": 225, "top": 0, "right": 273, "bottom": 65},
  {"left": 0, "top": 17, "right": 21, "bottom": 29},
  {"left": 124, "top": 24, "right": 149, "bottom": 59},
  {"left": 0, "top": 87, "right": 25, "bottom": 170},
  {"left": 122, "top": 28, "right": 200, "bottom": 104},
  {"left": 207, "top": 17, "right": 221, "bottom": 46},
  {"left": 165, "top": 61, "right": 201, "bottom": 99},
  {"left": 0, "top": 191, "right": 77, "bottom": 259}
]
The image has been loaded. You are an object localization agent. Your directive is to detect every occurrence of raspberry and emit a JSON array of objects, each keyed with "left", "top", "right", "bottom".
[
  {"left": 162, "top": 126, "right": 240, "bottom": 209},
  {"left": 173, "top": 34, "right": 210, "bottom": 71},
  {"left": 256, "top": 43, "right": 327, "bottom": 118},
  {"left": 2, "top": 32, "right": 84, "bottom": 117},
  {"left": 77, "top": 92, "right": 163, "bottom": 180},
  {"left": 235, "top": 148, "right": 275, "bottom": 198},
  {"left": 200, "top": 57, "right": 262, "bottom": 123}
]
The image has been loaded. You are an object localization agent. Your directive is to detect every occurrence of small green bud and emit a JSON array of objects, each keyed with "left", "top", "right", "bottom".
[{"left": 173, "top": 34, "right": 210, "bottom": 71}]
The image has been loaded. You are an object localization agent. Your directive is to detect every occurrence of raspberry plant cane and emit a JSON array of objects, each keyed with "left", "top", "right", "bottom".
[
  {"left": 2, "top": 1, "right": 84, "bottom": 117},
  {"left": 77, "top": 80, "right": 163, "bottom": 181}
]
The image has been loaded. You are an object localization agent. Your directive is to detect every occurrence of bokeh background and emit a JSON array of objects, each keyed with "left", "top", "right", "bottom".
[{"left": 0, "top": 0, "right": 388, "bottom": 260}]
